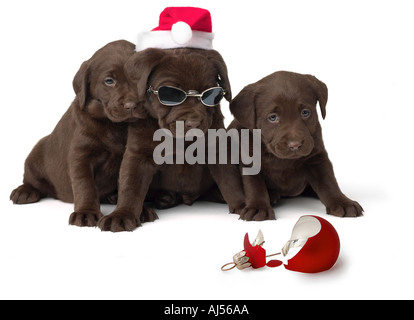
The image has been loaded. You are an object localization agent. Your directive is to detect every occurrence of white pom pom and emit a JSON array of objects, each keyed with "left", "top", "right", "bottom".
[{"left": 171, "top": 21, "right": 193, "bottom": 45}]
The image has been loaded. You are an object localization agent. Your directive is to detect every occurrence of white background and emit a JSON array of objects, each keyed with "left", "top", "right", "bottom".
[{"left": 1, "top": 0, "right": 413, "bottom": 300}]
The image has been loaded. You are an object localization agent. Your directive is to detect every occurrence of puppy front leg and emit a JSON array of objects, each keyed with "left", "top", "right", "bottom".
[
  {"left": 207, "top": 163, "right": 245, "bottom": 215},
  {"left": 240, "top": 173, "right": 275, "bottom": 221},
  {"left": 68, "top": 151, "right": 102, "bottom": 227},
  {"left": 98, "top": 151, "right": 157, "bottom": 232},
  {"left": 307, "top": 153, "right": 363, "bottom": 217}
]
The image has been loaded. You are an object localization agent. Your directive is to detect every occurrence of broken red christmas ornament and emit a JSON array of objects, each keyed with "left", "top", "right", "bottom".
[
  {"left": 221, "top": 230, "right": 283, "bottom": 271},
  {"left": 282, "top": 215, "right": 340, "bottom": 273},
  {"left": 243, "top": 230, "right": 266, "bottom": 268},
  {"left": 221, "top": 215, "right": 340, "bottom": 273}
]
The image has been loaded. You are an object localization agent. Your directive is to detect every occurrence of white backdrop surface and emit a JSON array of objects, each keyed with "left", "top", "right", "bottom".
[{"left": 0, "top": 0, "right": 413, "bottom": 300}]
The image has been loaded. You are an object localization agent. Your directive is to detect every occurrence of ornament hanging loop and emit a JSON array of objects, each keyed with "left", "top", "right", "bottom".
[{"left": 221, "top": 262, "right": 237, "bottom": 271}]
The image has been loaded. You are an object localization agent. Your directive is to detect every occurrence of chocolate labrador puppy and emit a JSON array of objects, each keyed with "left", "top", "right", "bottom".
[
  {"left": 10, "top": 40, "right": 155, "bottom": 227},
  {"left": 229, "top": 71, "right": 363, "bottom": 220},
  {"left": 98, "top": 48, "right": 245, "bottom": 232}
]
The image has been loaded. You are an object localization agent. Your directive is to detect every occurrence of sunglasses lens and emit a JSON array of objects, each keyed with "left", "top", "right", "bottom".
[
  {"left": 158, "top": 87, "right": 186, "bottom": 106},
  {"left": 201, "top": 88, "right": 224, "bottom": 106}
]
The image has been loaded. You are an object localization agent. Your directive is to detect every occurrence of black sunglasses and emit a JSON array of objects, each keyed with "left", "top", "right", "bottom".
[{"left": 148, "top": 86, "right": 226, "bottom": 107}]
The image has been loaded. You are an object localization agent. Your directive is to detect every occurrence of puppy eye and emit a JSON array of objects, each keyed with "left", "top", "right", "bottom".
[
  {"left": 268, "top": 114, "right": 279, "bottom": 123},
  {"left": 104, "top": 77, "right": 116, "bottom": 87},
  {"left": 301, "top": 109, "right": 311, "bottom": 118}
]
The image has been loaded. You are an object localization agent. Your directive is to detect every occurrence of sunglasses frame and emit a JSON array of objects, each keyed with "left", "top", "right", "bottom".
[{"left": 148, "top": 85, "right": 227, "bottom": 107}]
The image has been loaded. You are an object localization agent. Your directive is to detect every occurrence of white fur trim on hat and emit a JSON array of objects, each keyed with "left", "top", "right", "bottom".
[{"left": 136, "top": 30, "right": 214, "bottom": 51}]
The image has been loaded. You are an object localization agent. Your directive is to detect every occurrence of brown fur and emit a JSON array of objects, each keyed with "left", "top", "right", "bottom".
[
  {"left": 9, "top": 40, "right": 158, "bottom": 227},
  {"left": 229, "top": 71, "right": 363, "bottom": 220},
  {"left": 98, "top": 48, "right": 245, "bottom": 232}
]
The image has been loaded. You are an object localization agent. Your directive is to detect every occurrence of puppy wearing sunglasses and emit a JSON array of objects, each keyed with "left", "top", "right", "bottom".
[{"left": 98, "top": 48, "right": 245, "bottom": 232}]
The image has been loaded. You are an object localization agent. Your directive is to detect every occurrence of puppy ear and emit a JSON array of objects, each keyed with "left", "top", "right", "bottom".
[
  {"left": 230, "top": 84, "right": 257, "bottom": 130},
  {"left": 124, "top": 48, "right": 166, "bottom": 101},
  {"left": 73, "top": 61, "right": 90, "bottom": 110},
  {"left": 306, "top": 75, "right": 328, "bottom": 119},
  {"left": 206, "top": 50, "right": 232, "bottom": 101}
]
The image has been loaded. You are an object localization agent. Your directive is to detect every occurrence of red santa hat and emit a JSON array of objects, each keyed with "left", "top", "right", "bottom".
[{"left": 136, "top": 7, "right": 214, "bottom": 51}]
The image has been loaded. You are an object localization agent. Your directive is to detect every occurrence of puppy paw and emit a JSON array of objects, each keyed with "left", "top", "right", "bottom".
[
  {"left": 326, "top": 198, "right": 364, "bottom": 217},
  {"left": 153, "top": 191, "right": 181, "bottom": 209},
  {"left": 240, "top": 207, "right": 276, "bottom": 221},
  {"left": 229, "top": 202, "right": 246, "bottom": 215},
  {"left": 10, "top": 184, "right": 42, "bottom": 204},
  {"left": 140, "top": 206, "right": 159, "bottom": 223},
  {"left": 182, "top": 193, "right": 199, "bottom": 206},
  {"left": 97, "top": 210, "right": 140, "bottom": 232},
  {"left": 69, "top": 210, "right": 103, "bottom": 227},
  {"left": 100, "top": 193, "right": 118, "bottom": 205},
  {"left": 268, "top": 192, "right": 280, "bottom": 206}
]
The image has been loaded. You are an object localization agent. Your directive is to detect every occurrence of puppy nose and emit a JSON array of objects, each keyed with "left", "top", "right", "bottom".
[
  {"left": 124, "top": 101, "right": 137, "bottom": 111},
  {"left": 185, "top": 119, "right": 201, "bottom": 129},
  {"left": 288, "top": 140, "right": 303, "bottom": 151}
]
